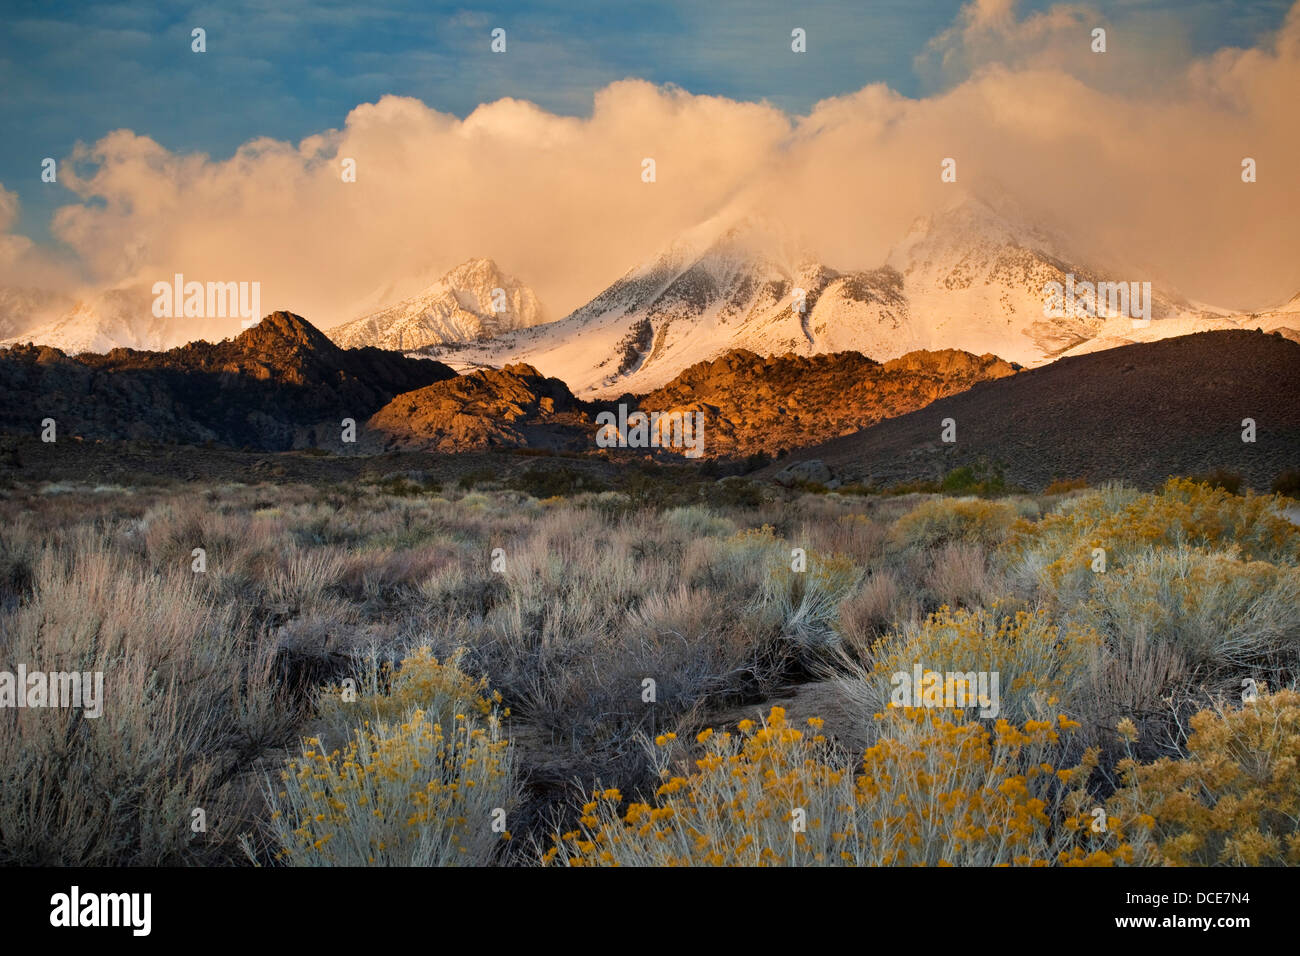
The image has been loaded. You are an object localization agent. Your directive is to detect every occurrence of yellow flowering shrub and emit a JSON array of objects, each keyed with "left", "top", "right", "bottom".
[
  {"left": 543, "top": 705, "right": 1103, "bottom": 866},
  {"left": 315, "top": 646, "right": 504, "bottom": 749},
  {"left": 1104, "top": 689, "right": 1300, "bottom": 866},
  {"left": 861, "top": 606, "right": 1099, "bottom": 723},
  {"left": 890, "top": 497, "right": 1021, "bottom": 553},
  {"left": 266, "top": 707, "right": 514, "bottom": 866},
  {"left": 1006, "top": 478, "right": 1300, "bottom": 601},
  {"left": 264, "top": 649, "right": 516, "bottom": 866}
]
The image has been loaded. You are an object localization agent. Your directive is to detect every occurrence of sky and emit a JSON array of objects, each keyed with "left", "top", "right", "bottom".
[{"left": 1, "top": 0, "right": 1297, "bottom": 325}]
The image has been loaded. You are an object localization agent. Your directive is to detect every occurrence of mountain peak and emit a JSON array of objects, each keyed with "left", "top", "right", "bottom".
[
  {"left": 328, "top": 259, "right": 547, "bottom": 351},
  {"left": 449, "top": 255, "right": 499, "bottom": 272},
  {"left": 237, "top": 311, "right": 339, "bottom": 355}
]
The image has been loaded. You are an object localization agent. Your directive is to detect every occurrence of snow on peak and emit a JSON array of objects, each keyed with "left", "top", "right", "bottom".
[
  {"left": 0, "top": 283, "right": 211, "bottom": 355},
  {"left": 328, "top": 258, "right": 546, "bottom": 350}
]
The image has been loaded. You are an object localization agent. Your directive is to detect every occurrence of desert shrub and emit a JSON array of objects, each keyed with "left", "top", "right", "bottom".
[
  {"left": 509, "top": 465, "right": 608, "bottom": 499},
  {"left": 923, "top": 541, "right": 1007, "bottom": 609},
  {"left": 660, "top": 505, "right": 735, "bottom": 539},
  {"left": 940, "top": 462, "right": 1010, "bottom": 496},
  {"left": 1073, "top": 548, "right": 1300, "bottom": 705},
  {"left": 543, "top": 705, "right": 1098, "bottom": 866},
  {"left": 1005, "top": 478, "right": 1300, "bottom": 607},
  {"left": 835, "top": 482, "right": 879, "bottom": 496},
  {"left": 374, "top": 473, "right": 440, "bottom": 496},
  {"left": 456, "top": 467, "right": 498, "bottom": 491},
  {"left": 452, "top": 518, "right": 784, "bottom": 799},
  {"left": 0, "top": 536, "right": 293, "bottom": 865},
  {"left": 261, "top": 706, "right": 515, "bottom": 866},
  {"left": 266, "top": 546, "right": 348, "bottom": 615},
  {"left": 0, "top": 514, "right": 37, "bottom": 609},
  {"left": 313, "top": 646, "right": 503, "bottom": 753},
  {"left": 759, "top": 549, "right": 862, "bottom": 648},
  {"left": 842, "top": 606, "right": 1100, "bottom": 725},
  {"left": 890, "top": 497, "right": 1021, "bottom": 552},
  {"left": 701, "top": 477, "right": 765, "bottom": 509},
  {"left": 837, "top": 570, "right": 905, "bottom": 650},
  {"left": 1104, "top": 689, "right": 1300, "bottom": 866},
  {"left": 1043, "top": 478, "right": 1090, "bottom": 495},
  {"left": 885, "top": 478, "right": 942, "bottom": 495},
  {"left": 801, "top": 513, "right": 890, "bottom": 566}
]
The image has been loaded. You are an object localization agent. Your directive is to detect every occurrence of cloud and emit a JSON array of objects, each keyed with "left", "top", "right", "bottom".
[
  {"left": 0, "top": 185, "right": 80, "bottom": 290},
  {"left": 13, "top": 0, "right": 1300, "bottom": 333},
  {"left": 48, "top": 81, "right": 793, "bottom": 327}
]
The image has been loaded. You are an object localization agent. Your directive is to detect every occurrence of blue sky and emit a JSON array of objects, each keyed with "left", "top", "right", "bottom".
[{"left": 0, "top": 0, "right": 1292, "bottom": 246}]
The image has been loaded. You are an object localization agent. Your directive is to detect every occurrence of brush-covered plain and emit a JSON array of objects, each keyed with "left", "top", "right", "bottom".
[{"left": 1, "top": 474, "right": 1297, "bottom": 866}]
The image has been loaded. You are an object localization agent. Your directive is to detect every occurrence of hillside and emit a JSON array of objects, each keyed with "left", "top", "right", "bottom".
[{"left": 765, "top": 329, "right": 1300, "bottom": 491}]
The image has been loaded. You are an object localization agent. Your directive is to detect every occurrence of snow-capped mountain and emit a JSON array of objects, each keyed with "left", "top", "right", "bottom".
[
  {"left": 419, "top": 215, "right": 919, "bottom": 396},
  {"left": 328, "top": 258, "right": 546, "bottom": 350},
  {"left": 0, "top": 284, "right": 205, "bottom": 354},
  {"left": 424, "top": 197, "right": 1276, "bottom": 398},
  {"left": 885, "top": 197, "right": 1185, "bottom": 360}
]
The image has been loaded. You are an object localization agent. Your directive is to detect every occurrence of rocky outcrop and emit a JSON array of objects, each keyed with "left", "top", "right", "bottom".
[
  {"left": 774, "top": 459, "right": 833, "bottom": 487},
  {"left": 635, "top": 347, "right": 1017, "bottom": 459},
  {"left": 366, "top": 363, "right": 593, "bottom": 452},
  {"left": 0, "top": 311, "right": 456, "bottom": 450}
]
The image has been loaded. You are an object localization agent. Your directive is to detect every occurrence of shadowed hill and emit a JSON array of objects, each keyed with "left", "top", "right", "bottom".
[
  {"left": 763, "top": 330, "right": 1300, "bottom": 491},
  {"left": 0, "top": 311, "right": 456, "bottom": 450}
]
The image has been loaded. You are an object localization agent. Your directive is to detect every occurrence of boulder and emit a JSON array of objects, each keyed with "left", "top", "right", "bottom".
[{"left": 774, "top": 458, "right": 832, "bottom": 487}]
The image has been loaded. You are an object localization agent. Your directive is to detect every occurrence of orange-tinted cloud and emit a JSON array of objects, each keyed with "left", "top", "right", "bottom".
[{"left": 5, "top": 0, "right": 1295, "bottom": 336}]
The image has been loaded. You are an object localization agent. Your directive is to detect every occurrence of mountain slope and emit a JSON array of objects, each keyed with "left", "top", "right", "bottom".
[
  {"left": 329, "top": 258, "right": 546, "bottom": 350},
  {"left": 764, "top": 329, "right": 1300, "bottom": 491}
]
